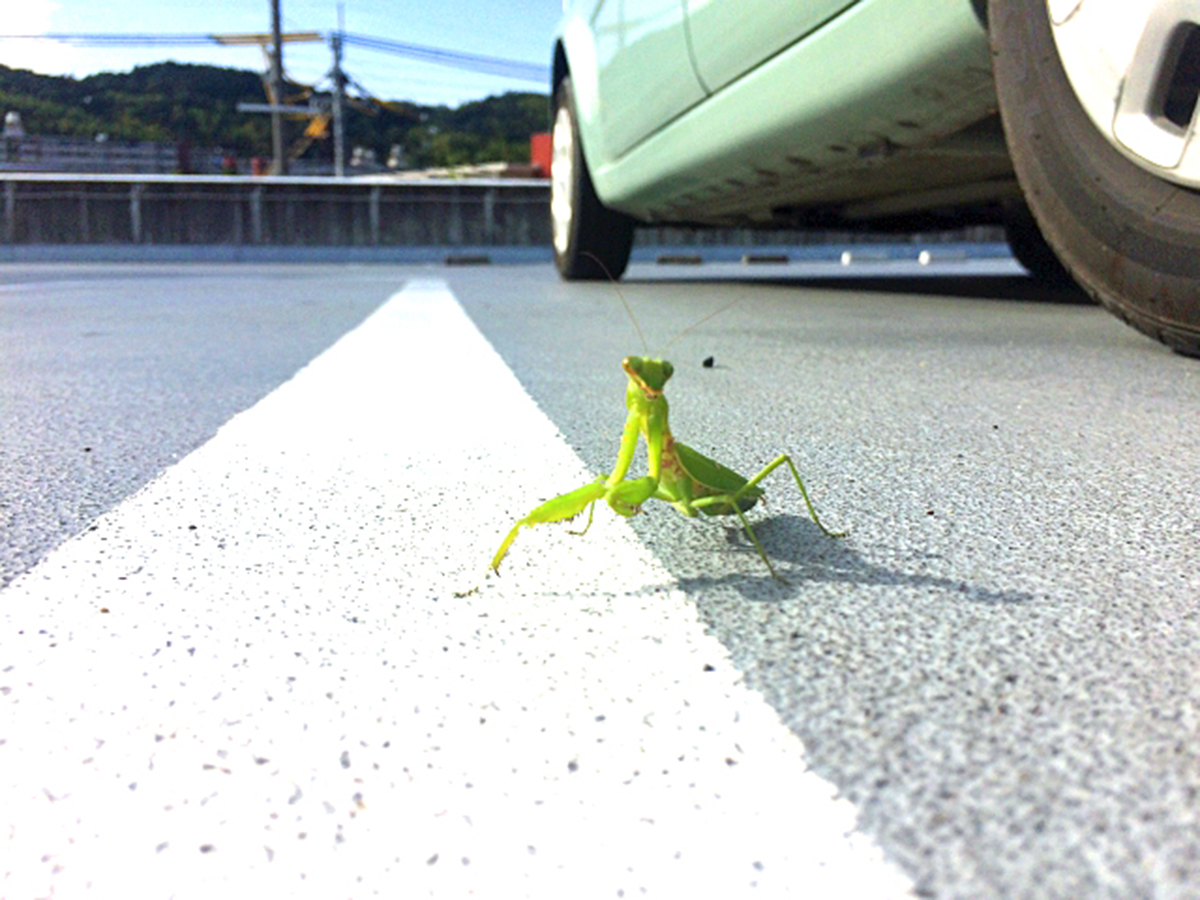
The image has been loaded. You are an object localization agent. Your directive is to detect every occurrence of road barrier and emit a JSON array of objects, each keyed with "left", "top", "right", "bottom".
[
  {"left": 0, "top": 174, "right": 552, "bottom": 249},
  {"left": 0, "top": 173, "right": 1008, "bottom": 263}
]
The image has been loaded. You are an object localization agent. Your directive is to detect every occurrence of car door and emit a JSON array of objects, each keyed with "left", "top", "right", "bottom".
[
  {"left": 684, "top": 0, "right": 859, "bottom": 92},
  {"left": 591, "top": 0, "right": 708, "bottom": 157}
]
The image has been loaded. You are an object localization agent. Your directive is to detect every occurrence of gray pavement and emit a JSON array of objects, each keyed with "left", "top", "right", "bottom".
[
  {"left": 0, "top": 264, "right": 393, "bottom": 587},
  {"left": 3, "top": 279, "right": 913, "bottom": 897},
  {"left": 3, "top": 260, "right": 1198, "bottom": 897},
  {"left": 449, "top": 262, "right": 1200, "bottom": 898}
]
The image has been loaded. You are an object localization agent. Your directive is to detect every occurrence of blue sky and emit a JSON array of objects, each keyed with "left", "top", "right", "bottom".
[{"left": 0, "top": 0, "right": 562, "bottom": 106}]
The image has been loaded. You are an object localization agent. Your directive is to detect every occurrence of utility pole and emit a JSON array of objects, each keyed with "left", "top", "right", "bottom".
[
  {"left": 217, "top": 30, "right": 322, "bottom": 172},
  {"left": 331, "top": 5, "right": 346, "bottom": 178},
  {"left": 270, "top": 0, "right": 287, "bottom": 174}
]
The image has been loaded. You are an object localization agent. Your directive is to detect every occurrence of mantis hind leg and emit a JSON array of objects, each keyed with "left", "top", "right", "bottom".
[
  {"left": 690, "top": 454, "right": 844, "bottom": 583},
  {"left": 689, "top": 493, "right": 789, "bottom": 582},
  {"left": 729, "top": 504, "right": 785, "bottom": 583},
  {"left": 734, "top": 454, "right": 846, "bottom": 538}
]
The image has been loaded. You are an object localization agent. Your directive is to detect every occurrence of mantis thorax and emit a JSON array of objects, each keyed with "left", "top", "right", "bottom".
[{"left": 623, "top": 357, "right": 673, "bottom": 437}]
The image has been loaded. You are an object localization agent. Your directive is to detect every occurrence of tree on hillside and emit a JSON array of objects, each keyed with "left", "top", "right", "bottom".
[{"left": 0, "top": 62, "right": 548, "bottom": 166}]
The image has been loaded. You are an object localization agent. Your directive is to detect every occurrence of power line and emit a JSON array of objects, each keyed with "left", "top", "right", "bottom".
[
  {"left": 339, "top": 33, "right": 547, "bottom": 83},
  {"left": 0, "top": 33, "right": 217, "bottom": 46},
  {"left": 0, "top": 32, "right": 549, "bottom": 83}
]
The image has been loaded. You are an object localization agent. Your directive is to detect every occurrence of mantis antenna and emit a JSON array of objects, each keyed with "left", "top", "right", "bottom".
[
  {"left": 662, "top": 295, "right": 742, "bottom": 353},
  {"left": 580, "top": 250, "right": 741, "bottom": 355},
  {"left": 581, "top": 251, "right": 648, "bottom": 354}
]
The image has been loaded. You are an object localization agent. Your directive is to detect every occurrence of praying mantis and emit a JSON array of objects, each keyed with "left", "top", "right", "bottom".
[{"left": 470, "top": 274, "right": 847, "bottom": 588}]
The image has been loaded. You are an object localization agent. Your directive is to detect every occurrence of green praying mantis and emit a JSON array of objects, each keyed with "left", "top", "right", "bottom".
[{"left": 466, "top": 270, "right": 847, "bottom": 590}]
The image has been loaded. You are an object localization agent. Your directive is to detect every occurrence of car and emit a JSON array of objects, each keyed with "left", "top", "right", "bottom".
[{"left": 549, "top": 0, "right": 1200, "bottom": 357}]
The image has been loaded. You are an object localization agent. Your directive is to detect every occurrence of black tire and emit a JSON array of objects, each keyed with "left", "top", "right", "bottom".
[
  {"left": 1002, "top": 200, "right": 1078, "bottom": 289},
  {"left": 991, "top": 0, "right": 1200, "bottom": 356},
  {"left": 551, "top": 77, "right": 635, "bottom": 281}
]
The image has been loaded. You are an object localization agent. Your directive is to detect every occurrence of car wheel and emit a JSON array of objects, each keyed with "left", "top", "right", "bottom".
[
  {"left": 551, "top": 77, "right": 635, "bottom": 281},
  {"left": 990, "top": 0, "right": 1200, "bottom": 356},
  {"left": 1002, "top": 200, "right": 1077, "bottom": 288}
]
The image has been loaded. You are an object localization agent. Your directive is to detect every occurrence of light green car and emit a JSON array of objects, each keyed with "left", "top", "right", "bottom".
[{"left": 550, "top": 0, "right": 1200, "bottom": 356}]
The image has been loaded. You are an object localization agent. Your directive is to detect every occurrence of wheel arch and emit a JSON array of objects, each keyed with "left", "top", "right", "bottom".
[
  {"left": 991, "top": 0, "right": 1200, "bottom": 355},
  {"left": 553, "top": 17, "right": 613, "bottom": 194},
  {"left": 552, "top": 39, "right": 569, "bottom": 97}
]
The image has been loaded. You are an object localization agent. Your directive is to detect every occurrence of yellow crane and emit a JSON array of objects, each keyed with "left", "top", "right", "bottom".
[{"left": 213, "top": 32, "right": 324, "bottom": 170}]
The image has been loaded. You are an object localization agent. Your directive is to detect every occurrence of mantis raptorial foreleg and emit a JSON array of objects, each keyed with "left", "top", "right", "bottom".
[
  {"left": 489, "top": 478, "right": 608, "bottom": 573},
  {"left": 566, "top": 499, "right": 599, "bottom": 536}
]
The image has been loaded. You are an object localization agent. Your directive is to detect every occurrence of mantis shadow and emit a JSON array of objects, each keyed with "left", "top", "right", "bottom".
[{"left": 669, "top": 513, "right": 1035, "bottom": 605}]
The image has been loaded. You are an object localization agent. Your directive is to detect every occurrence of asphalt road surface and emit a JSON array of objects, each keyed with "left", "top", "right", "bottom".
[
  {"left": 2, "top": 260, "right": 1198, "bottom": 898},
  {"left": 0, "top": 263, "right": 395, "bottom": 588}
]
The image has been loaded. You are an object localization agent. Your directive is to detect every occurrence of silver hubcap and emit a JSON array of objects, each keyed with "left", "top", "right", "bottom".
[
  {"left": 1050, "top": 0, "right": 1200, "bottom": 188},
  {"left": 551, "top": 104, "right": 575, "bottom": 256}
]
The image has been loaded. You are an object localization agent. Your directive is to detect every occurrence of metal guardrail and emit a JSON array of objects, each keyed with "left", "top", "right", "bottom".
[
  {"left": 0, "top": 174, "right": 552, "bottom": 247},
  {"left": 0, "top": 173, "right": 1006, "bottom": 255}
]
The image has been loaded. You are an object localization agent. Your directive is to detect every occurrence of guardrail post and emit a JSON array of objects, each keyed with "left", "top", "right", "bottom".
[
  {"left": 483, "top": 187, "right": 496, "bottom": 244},
  {"left": 284, "top": 192, "right": 295, "bottom": 244},
  {"left": 250, "top": 185, "right": 263, "bottom": 244},
  {"left": 130, "top": 183, "right": 144, "bottom": 243},
  {"left": 3, "top": 181, "right": 13, "bottom": 243},
  {"left": 448, "top": 187, "right": 463, "bottom": 244},
  {"left": 233, "top": 188, "right": 244, "bottom": 244},
  {"left": 369, "top": 185, "right": 381, "bottom": 246},
  {"left": 79, "top": 189, "right": 90, "bottom": 243}
]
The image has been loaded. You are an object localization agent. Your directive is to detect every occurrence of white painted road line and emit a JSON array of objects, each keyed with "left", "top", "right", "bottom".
[{"left": 1, "top": 281, "right": 914, "bottom": 898}]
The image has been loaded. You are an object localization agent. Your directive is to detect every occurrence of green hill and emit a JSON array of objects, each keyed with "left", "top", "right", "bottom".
[{"left": 0, "top": 62, "right": 549, "bottom": 168}]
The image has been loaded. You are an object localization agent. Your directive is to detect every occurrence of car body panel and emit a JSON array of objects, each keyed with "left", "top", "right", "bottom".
[
  {"left": 684, "top": 0, "right": 858, "bottom": 93},
  {"left": 585, "top": 0, "right": 707, "bottom": 159},
  {"left": 557, "top": 0, "right": 1011, "bottom": 227}
]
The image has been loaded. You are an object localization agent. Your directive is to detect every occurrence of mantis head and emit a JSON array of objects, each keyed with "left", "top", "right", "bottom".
[{"left": 623, "top": 356, "right": 674, "bottom": 397}]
